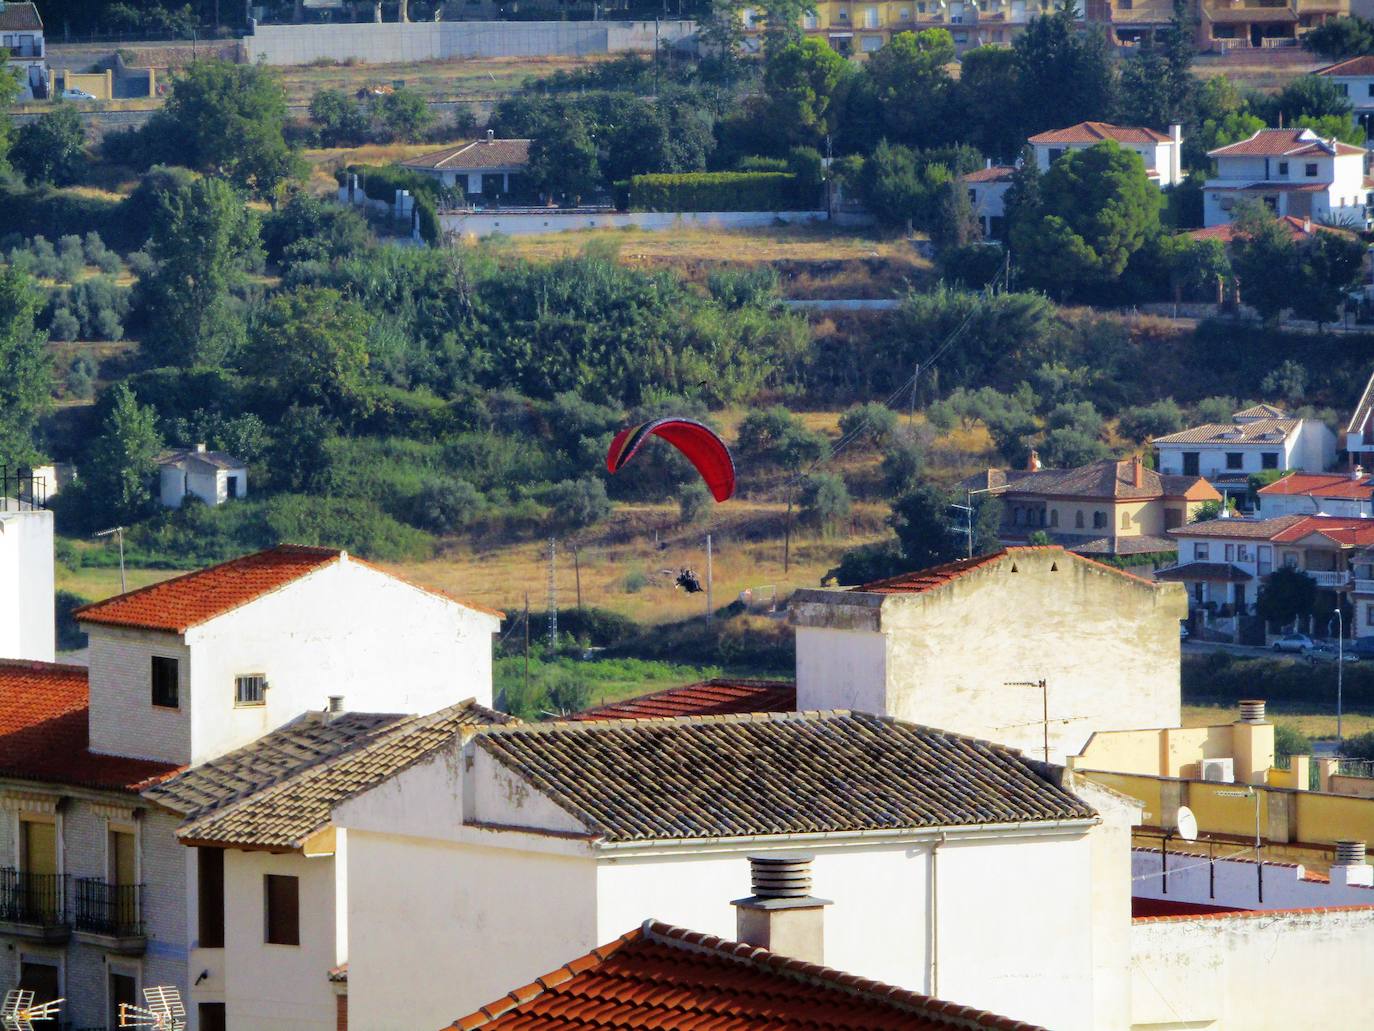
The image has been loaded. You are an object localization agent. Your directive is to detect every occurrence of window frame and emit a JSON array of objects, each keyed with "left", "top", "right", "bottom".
[
  {"left": 150, "top": 656, "right": 179, "bottom": 709},
  {"left": 1261, "top": 451, "right": 1279, "bottom": 470},
  {"left": 1195, "top": 542, "right": 1210, "bottom": 561},
  {"left": 198, "top": 848, "right": 225, "bottom": 949},
  {"left": 234, "top": 673, "right": 267, "bottom": 708},
  {"left": 264, "top": 874, "right": 300, "bottom": 946},
  {"left": 1305, "top": 162, "right": 1319, "bottom": 177},
  {"left": 1225, "top": 452, "right": 1244, "bottom": 470},
  {"left": 1278, "top": 161, "right": 1289, "bottom": 176}
]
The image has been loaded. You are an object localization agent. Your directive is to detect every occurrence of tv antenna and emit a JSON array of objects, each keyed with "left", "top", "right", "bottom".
[
  {"left": 119, "top": 986, "right": 186, "bottom": 1031},
  {"left": 1, "top": 991, "right": 63, "bottom": 1031}
]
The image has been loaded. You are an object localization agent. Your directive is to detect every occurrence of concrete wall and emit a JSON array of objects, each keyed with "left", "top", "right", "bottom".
[
  {"left": 438, "top": 209, "right": 829, "bottom": 239},
  {"left": 1072, "top": 720, "right": 1273, "bottom": 782},
  {"left": 0, "top": 506, "right": 54, "bottom": 663},
  {"left": 792, "top": 550, "right": 1188, "bottom": 763},
  {"left": 1130, "top": 908, "right": 1374, "bottom": 1029},
  {"left": 245, "top": 20, "right": 696, "bottom": 65},
  {"left": 1131, "top": 846, "right": 1374, "bottom": 911},
  {"left": 87, "top": 556, "right": 498, "bottom": 766}
]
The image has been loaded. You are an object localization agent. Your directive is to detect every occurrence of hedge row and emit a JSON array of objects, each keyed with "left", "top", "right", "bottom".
[
  {"left": 623, "top": 172, "right": 816, "bottom": 213},
  {"left": 1182, "top": 652, "right": 1374, "bottom": 709}
]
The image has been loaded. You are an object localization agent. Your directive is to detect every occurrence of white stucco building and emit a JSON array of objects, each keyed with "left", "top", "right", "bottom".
[
  {"left": 1317, "top": 55, "right": 1374, "bottom": 138},
  {"left": 961, "top": 164, "right": 1015, "bottom": 238},
  {"left": 0, "top": 545, "right": 501, "bottom": 1030},
  {"left": 788, "top": 546, "right": 1187, "bottom": 764},
  {"left": 1153, "top": 404, "right": 1337, "bottom": 487},
  {"left": 0, "top": 2, "right": 46, "bottom": 101},
  {"left": 1347, "top": 365, "right": 1374, "bottom": 469},
  {"left": 398, "top": 133, "right": 531, "bottom": 202},
  {"left": 1203, "top": 128, "right": 1370, "bottom": 229},
  {"left": 1256, "top": 470, "right": 1374, "bottom": 518},
  {"left": 0, "top": 501, "right": 54, "bottom": 663},
  {"left": 332, "top": 712, "right": 1139, "bottom": 1031},
  {"left": 156, "top": 446, "right": 248, "bottom": 509},
  {"left": 1028, "top": 121, "right": 1183, "bottom": 187}
]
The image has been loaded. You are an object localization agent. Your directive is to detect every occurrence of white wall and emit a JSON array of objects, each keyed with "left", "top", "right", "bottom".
[
  {"left": 1131, "top": 908, "right": 1374, "bottom": 1028},
  {"left": 439, "top": 209, "right": 829, "bottom": 239},
  {"left": 87, "top": 556, "right": 498, "bottom": 765},
  {"left": 794, "top": 551, "right": 1187, "bottom": 763},
  {"left": 1131, "top": 847, "right": 1374, "bottom": 910},
  {"left": 1157, "top": 422, "right": 1334, "bottom": 480},
  {"left": 223, "top": 849, "right": 336, "bottom": 1031},
  {"left": 0, "top": 506, "right": 54, "bottom": 662}
]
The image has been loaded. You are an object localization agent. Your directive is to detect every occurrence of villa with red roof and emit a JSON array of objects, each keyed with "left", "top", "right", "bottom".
[
  {"left": 1316, "top": 56, "right": 1374, "bottom": 138},
  {"left": 1028, "top": 121, "right": 1183, "bottom": 187},
  {"left": 1203, "top": 127, "right": 1369, "bottom": 229},
  {"left": 1258, "top": 470, "right": 1374, "bottom": 519}
]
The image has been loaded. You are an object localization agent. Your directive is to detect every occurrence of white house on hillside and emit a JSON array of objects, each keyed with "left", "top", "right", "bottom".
[
  {"left": 961, "top": 163, "right": 1015, "bottom": 238},
  {"left": 1028, "top": 121, "right": 1183, "bottom": 187},
  {"left": 1153, "top": 404, "right": 1336, "bottom": 487},
  {"left": 0, "top": 499, "right": 53, "bottom": 663},
  {"left": 399, "top": 132, "right": 531, "bottom": 202},
  {"left": 0, "top": 2, "right": 47, "bottom": 100},
  {"left": 1257, "top": 471, "right": 1374, "bottom": 518},
  {"left": 0, "top": 546, "right": 501, "bottom": 1030},
  {"left": 1316, "top": 56, "right": 1374, "bottom": 138},
  {"left": 157, "top": 446, "right": 248, "bottom": 509},
  {"left": 789, "top": 546, "right": 1187, "bottom": 764},
  {"left": 1203, "top": 128, "right": 1370, "bottom": 229}
]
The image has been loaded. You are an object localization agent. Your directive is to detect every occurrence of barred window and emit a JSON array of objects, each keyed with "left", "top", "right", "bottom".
[{"left": 235, "top": 674, "right": 266, "bottom": 707}]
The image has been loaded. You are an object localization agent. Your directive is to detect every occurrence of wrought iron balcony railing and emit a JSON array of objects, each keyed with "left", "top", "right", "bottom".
[
  {"left": 74, "top": 878, "right": 144, "bottom": 938},
  {"left": 0, "top": 869, "right": 69, "bottom": 927}
]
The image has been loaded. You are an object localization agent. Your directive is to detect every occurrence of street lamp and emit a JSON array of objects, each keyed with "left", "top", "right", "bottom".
[
  {"left": 1334, "top": 606, "right": 1345, "bottom": 749},
  {"left": 1217, "top": 786, "right": 1264, "bottom": 903}
]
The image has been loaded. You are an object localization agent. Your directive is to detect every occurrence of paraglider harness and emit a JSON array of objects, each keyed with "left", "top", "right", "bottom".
[{"left": 676, "top": 568, "right": 703, "bottom": 593}]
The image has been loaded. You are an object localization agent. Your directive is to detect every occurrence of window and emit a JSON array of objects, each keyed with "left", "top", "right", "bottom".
[
  {"left": 199, "top": 1004, "right": 227, "bottom": 1031},
  {"left": 899, "top": 6, "right": 911, "bottom": 17},
  {"left": 1224, "top": 544, "right": 1235, "bottom": 561},
  {"left": 264, "top": 874, "right": 300, "bottom": 946},
  {"left": 1183, "top": 452, "right": 1200, "bottom": 476},
  {"left": 19, "top": 963, "right": 59, "bottom": 1005},
  {"left": 151, "top": 656, "right": 178, "bottom": 709},
  {"left": 235, "top": 674, "right": 266, "bottom": 707},
  {"left": 1048, "top": 148, "right": 1064, "bottom": 164},
  {"left": 109, "top": 827, "right": 136, "bottom": 886},
  {"left": 1237, "top": 544, "right": 1250, "bottom": 562},
  {"left": 198, "top": 848, "right": 225, "bottom": 948},
  {"left": 1367, "top": 604, "right": 1374, "bottom": 627},
  {"left": 110, "top": 973, "right": 137, "bottom": 1028},
  {"left": 1262, "top": 451, "right": 1279, "bottom": 470},
  {"left": 863, "top": 6, "right": 879, "bottom": 26},
  {"left": 21, "top": 819, "right": 57, "bottom": 877},
  {"left": 1049, "top": 509, "right": 1059, "bottom": 527},
  {"left": 1195, "top": 542, "right": 1210, "bottom": 561},
  {"left": 1368, "top": 83, "right": 1374, "bottom": 97},
  {"left": 1306, "top": 162, "right": 1319, "bottom": 177},
  {"left": 1339, "top": 83, "right": 1349, "bottom": 95},
  {"left": 861, "top": 33, "right": 884, "bottom": 49},
  {"left": 1284, "top": 552, "right": 1299, "bottom": 569},
  {"left": 1075, "top": 511, "right": 1085, "bottom": 529},
  {"left": 1258, "top": 545, "right": 1272, "bottom": 577},
  {"left": 1093, "top": 510, "right": 1107, "bottom": 529},
  {"left": 1226, "top": 452, "right": 1243, "bottom": 470},
  {"left": 968, "top": 188, "right": 977, "bottom": 203},
  {"left": 1121, "top": 510, "right": 1131, "bottom": 529},
  {"left": 1278, "top": 162, "right": 1289, "bottom": 176},
  {"left": 803, "top": 10, "right": 819, "bottom": 26}
]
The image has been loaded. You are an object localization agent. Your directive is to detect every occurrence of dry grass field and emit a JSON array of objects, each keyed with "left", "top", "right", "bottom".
[
  {"left": 276, "top": 54, "right": 607, "bottom": 106},
  {"left": 1182, "top": 704, "right": 1374, "bottom": 740}
]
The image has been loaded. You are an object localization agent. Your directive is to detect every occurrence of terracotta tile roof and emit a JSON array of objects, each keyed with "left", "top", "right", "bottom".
[
  {"left": 1234, "top": 404, "right": 1288, "bottom": 420},
  {"left": 853, "top": 546, "right": 1155, "bottom": 595},
  {"left": 169, "top": 701, "right": 510, "bottom": 849},
  {"left": 1154, "top": 561, "right": 1253, "bottom": 583},
  {"left": 1028, "top": 121, "right": 1171, "bottom": 145},
  {"left": 1273, "top": 516, "right": 1374, "bottom": 547},
  {"left": 0, "top": 3, "right": 42, "bottom": 30},
  {"left": 157, "top": 446, "right": 246, "bottom": 471},
  {"left": 1318, "top": 55, "right": 1374, "bottom": 76},
  {"left": 448, "top": 919, "right": 1048, "bottom": 1031},
  {"left": 401, "top": 139, "right": 531, "bottom": 171},
  {"left": 74, "top": 544, "right": 502, "bottom": 633},
  {"left": 996, "top": 459, "right": 1214, "bottom": 500},
  {"left": 1258, "top": 473, "right": 1374, "bottom": 500},
  {"left": 1153, "top": 418, "right": 1297, "bottom": 445},
  {"left": 1134, "top": 903, "right": 1374, "bottom": 923},
  {"left": 74, "top": 545, "right": 342, "bottom": 633},
  {"left": 1348, "top": 367, "right": 1374, "bottom": 435},
  {"left": 1189, "top": 214, "right": 1357, "bottom": 242},
  {"left": 1209, "top": 181, "right": 1332, "bottom": 193},
  {"left": 961, "top": 165, "right": 1016, "bottom": 184},
  {"left": 1168, "top": 514, "right": 1306, "bottom": 540},
  {"left": 571, "top": 679, "right": 796, "bottom": 721},
  {"left": 1208, "top": 128, "right": 1354, "bottom": 158},
  {"left": 1132, "top": 898, "right": 1244, "bottom": 918},
  {"left": 475, "top": 710, "right": 1095, "bottom": 844},
  {"left": 0, "top": 661, "right": 181, "bottom": 793}
]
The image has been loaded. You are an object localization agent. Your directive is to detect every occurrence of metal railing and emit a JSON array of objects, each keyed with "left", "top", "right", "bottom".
[
  {"left": 1308, "top": 569, "right": 1352, "bottom": 588},
  {"left": 74, "top": 879, "right": 144, "bottom": 938},
  {"left": 0, "top": 870, "right": 69, "bottom": 927},
  {"left": 0, "top": 466, "right": 48, "bottom": 511}
]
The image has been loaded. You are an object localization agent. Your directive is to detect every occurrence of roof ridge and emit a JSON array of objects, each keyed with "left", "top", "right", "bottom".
[
  {"left": 347, "top": 555, "right": 505, "bottom": 619},
  {"left": 641, "top": 920, "right": 1048, "bottom": 1030},
  {"left": 484, "top": 707, "right": 853, "bottom": 734},
  {"left": 0, "top": 659, "right": 89, "bottom": 675}
]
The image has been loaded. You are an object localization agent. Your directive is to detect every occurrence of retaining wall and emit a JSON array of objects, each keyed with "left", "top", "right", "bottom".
[{"left": 437, "top": 208, "right": 828, "bottom": 238}]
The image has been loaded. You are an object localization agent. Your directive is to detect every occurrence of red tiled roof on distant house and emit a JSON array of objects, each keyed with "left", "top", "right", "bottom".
[
  {"left": 854, "top": 546, "right": 1153, "bottom": 596},
  {"left": 73, "top": 545, "right": 503, "bottom": 634},
  {"left": 0, "top": 661, "right": 181, "bottom": 793},
  {"left": 1272, "top": 516, "right": 1374, "bottom": 547},
  {"left": 1029, "top": 121, "right": 1171, "bottom": 145},
  {"left": 1258, "top": 472, "right": 1374, "bottom": 501},
  {"left": 447, "top": 920, "right": 1047, "bottom": 1031},
  {"left": 1317, "top": 55, "right": 1374, "bottom": 76},
  {"left": 961, "top": 165, "right": 1016, "bottom": 184},
  {"left": 1170, "top": 514, "right": 1374, "bottom": 546},
  {"left": 401, "top": 139, "right": 531, "bottom": 172},
  {"left": 1185, "top": 216, "right": 1350, "bottom": 244},
  {"left": 1208, "top": 128, "right": 1363, "bottom": 159},
  {"left": 571, "top": 679, "right": 796, "bottom": 721},
  {"left": 0, "top": 2, "right": 42, "bottom": 30}
]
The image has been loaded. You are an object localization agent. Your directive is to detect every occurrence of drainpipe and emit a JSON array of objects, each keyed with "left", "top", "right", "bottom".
[{"left": 928, "top": 832, "right": 946, "bottom": 998}]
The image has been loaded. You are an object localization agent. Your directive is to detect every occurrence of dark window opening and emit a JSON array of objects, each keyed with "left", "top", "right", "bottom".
[
  {"left": 1183, "top": 452, "right": 1200, "bottom": 476},
  {"left": 198, "top": 847, "right": 224, "bottom": 948},
  {"left": 110, "top": 972, "right": 137, "bottom": 1026},
  {"left": 1305, "top": 162, "right": 1319, "bottom": 177},
  {"left": 265, "top": 874, "right": 300, "bottom": 946},
  {"left": 1226, "top": 452, "right": 1244, "bottom": 470},
  {"left": 199, "top": 1003, "right": 227, "bottom": 1031},
  {"left": 1262, "top": 452, "right": 1279, "bottom": 470},
  {"left": 151, "top": 656, "right": 179, "bottom": 708},
  {"left": 19, "top": 962, "right": 59, "bottom": 1003}
]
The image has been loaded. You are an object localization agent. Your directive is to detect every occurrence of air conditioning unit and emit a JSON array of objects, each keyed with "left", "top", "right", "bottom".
[{"left": 1201, "top": 758, "right": 1235, "bottom": 783}]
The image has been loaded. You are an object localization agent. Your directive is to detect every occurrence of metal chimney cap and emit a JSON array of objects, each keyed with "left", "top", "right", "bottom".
[
  {"left": 1336, "top": 840, "right": 1367, "bottom": 865},
  {"left": 1238, "top": 699, "right": 1266, "bottom": 724}
]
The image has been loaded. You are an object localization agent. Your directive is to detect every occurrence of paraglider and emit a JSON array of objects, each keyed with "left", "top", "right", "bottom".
[{"left": 606, "top": 418, "right": 735, "bottom": 502}]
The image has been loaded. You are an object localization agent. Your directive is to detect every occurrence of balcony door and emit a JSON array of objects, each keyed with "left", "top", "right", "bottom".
[
  {"left": 20, "top": 820, "right": 56, "bottom": 877},
  {"left": 19, "top": 962, "right": 59, "bottom": 1003},
  {"left": 109, "top": 827, "right": 137, "bottom": 932}
]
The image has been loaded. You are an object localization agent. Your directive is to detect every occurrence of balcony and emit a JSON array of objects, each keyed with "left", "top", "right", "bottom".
[
  {"left": 1308, "top": 570, "right": 1352, "bottom": 589},
  {"left": 74, "top": 879, "right": 146, "bottom": 953},
  {"left": 0, "top": 869, "right": 69, "bottom": 943},
  {"left": 1355, "top": 579, "right": 1374, "bottom": 596}
]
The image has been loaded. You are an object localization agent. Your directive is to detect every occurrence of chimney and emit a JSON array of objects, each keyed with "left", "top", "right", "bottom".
[
  {"left": 1132, "top": 455, "right": 1144, "bottom": 489},
  {"left": 486, "top": 128, "right": 495, "bottom": 144},
  {"left": 732, "top": 855, "right": 830, "bottom": 965},
  {"left": 1353, "top": 464, "right": 1364, "bottom": 481},
  {"left": 325, "top": 695, "right": 346, "bottom": 721},
  {"left": 1027, "top": 448, "right": 1042, "bottom": 472},
  {"left": 1304, "top": 216, "right": 1312, "bottom": 234},
  {"left": 1232, "top": 700, "right": 1274, "bottom": 784},
  {"left": 985, "top": 157, "right": 992, "bottom": 169},
  {"left": 1169, "top": 122, "right": 1182, "bottom": 185},
  {"left": 195, "top": 442, "right": 207, "bottom": 453},
  {"left": 1333, "top": 840, "right": 1374, "bottom": 887}
]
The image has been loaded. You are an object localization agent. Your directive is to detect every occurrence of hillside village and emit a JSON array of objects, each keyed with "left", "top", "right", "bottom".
[{"left": 14, "top": 0, "right": 1374, "bottom": 1026}]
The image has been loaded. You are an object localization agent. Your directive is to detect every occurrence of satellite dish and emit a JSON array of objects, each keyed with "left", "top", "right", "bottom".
[{"left": 1174, "top": 805, "right": 1198, "bottom": 842}]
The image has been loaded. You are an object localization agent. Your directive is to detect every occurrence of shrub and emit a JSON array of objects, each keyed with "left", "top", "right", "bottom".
[
  {"left": 706, "top": 266, "right": 780, "bottom": 309},
  {"left": 48, "top": 308, "right": 79, "bottom": 341},
  {"left": 622, "top": 569, "right": 648, "bottom": 593},
  {"left": 412, "top": 477, "right": 487, "bottom": 534},
  {"left": 625, "top": 172, "right": 807, "bottom": 212},
  {"left": 541, "top": 476, "right": 612, "bottom": 529},
  {"left": 1118, "top": 399, "right": 1185, "bottom": 441},
  {"left": 838, "top": 402, "right": 899, "bottom": 450},
  {"left": 679, "top": 480, "right": 712, "bottom": 525},
  {"left": 1274, "top": 722, "right": 1312, "bottom": 766},
  {"left": 799, "top": 472, "right": 852, "bottom": 535},
  {"left": 67, "top": 355, "right": 97, "bottom": 399}
]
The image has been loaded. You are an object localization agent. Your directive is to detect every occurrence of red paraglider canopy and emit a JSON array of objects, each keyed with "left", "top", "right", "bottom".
[{"left": 606, "top": 418, "right": 736, "bottom": 502}]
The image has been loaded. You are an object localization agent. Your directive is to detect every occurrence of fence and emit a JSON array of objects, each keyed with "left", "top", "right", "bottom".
[
  {"left": 0, "top": 466, "right": 48, "bottom": 511},
  {"left": 0, "top": 869, "right": 69, "bottom": 927}
]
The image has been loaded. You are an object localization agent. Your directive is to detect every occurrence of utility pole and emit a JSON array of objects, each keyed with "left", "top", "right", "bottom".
[
  {"left": 705, "top": 534, "right": 714, "bottom": 624},
  {"left": 546, "top": 537, "right": 557, "bottom": 648},
  {"left": 523, "top": 592, "right": 530, "bottom": 698},
  {"left": 572, "top": 545, "right": 583, "bottom": 611},
  {"left": 783, "top": 489, "right": 793, "bottom": 574}
]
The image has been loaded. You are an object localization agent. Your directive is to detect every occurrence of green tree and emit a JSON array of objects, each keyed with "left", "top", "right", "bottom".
[
  {"left": 1117, "top": 0, "right": 1196, "bottom": 132},
  {"left": 1303, "top": 15, "right": 1374, "bottom": 59},
  {"left": 374, "top": 88, "right": 434, "bottom": 142},
  {"left": 528, "top": 115, "right": 601, "bottom": 202},
  {"left": 955, "top": 47, "right": 1023, "bottom": 161},
  {"left": 250, "top": 287, "right": 374, "bottom": 418},
  {"left": 1292, "top": 231, "right": 1367, "bottom": 328},
  {"left": 0, "top": 268, "right": 52, "bottom": 467},
  {"left": 0, "top": 47, "right": 18, "bottom": 175},
  {"left": 1013, "top": 1, "right": 1116, "bottom": 138},
  {"left": 1012, "top": 141, "right": 1160, "bottom": 296},
  {"left": 309, "top": 88, "right": 371, "bottom": 147},
  {"left": 864, "top": 30, "right": 956, "bottom": 148},
  {"left": 1276, "top": 75, "right": 1354, "bottom": 124},
  {"left": 1118, "top": 399, "right": 1184, "bottom": 441},
  {"left": 140, "top": 176, "right": 262, "bottom": 367},
  {"left": 1228, "top": 201, "right": 1300, "bottom": 326},
  {"left": 1261, "top": 360, "right": 1308, "bottom": 403},
  {"left": 1257, "top": 567, "right": 1318, "bottom": 628},
  {"left": 763, "top": 37, "right": 851, "bottom": 148},
  {"left": 84, "top": 384, "right": 163, "bottom": 524},
  {"left": 799, "top": 472, "right": 852, "bottom": 535},
  {"left": 838, "top": 402, "right": 899, "bottom": 449},
  {"left": 891, "top": 484, "right": 1001, "bottom": 570},
  {"left": 14, "top": 103, "right": 86, "bottom": 186},
  {"left": 153, "top": 61, "right": 301, "bottom": 197},
  {"left": 1294, "top": 113, "right": 1365, "bottom": 147}
]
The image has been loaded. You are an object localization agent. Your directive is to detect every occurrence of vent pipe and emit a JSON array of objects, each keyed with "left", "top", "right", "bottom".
[
  {"left": 1336, "top": 840, "right": 1366, "bottom": 866},
  {"left": 1332, "top": 840, "right": 1374, "bottom": 887},
  {"left": 733, "top": 855, "right": 830, "bottom": 964},
  {"left": 326, "top": 695, "right": 346, "bottom": 720},
  {"left": 1238, "top": 699, "right": 1266, "bottom": 723}
]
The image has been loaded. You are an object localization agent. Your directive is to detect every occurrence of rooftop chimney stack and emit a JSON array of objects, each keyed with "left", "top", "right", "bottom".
[
  {"left": 1132, "top": 455, "right": 1144, "bottom": 489},
  {"left": 195, "top": 442, "right": 207, "bottom": 453},
  {"left": 1354, "top": 464, "right": 1364, "bottom": 481},
  {"left": 1233, "top": 700, "right": 1273, "bottom": 784},
  {"left": 1332, "top": 840, "right": 1374, "bottom": 887},
  {"left": 1027, "top": 449, "right": 1042, "bottom": 472},
  {"left": 733, "top": 855, "right": 831, "bottom": 965},
  {"left": 325, "top": 695, "right": 346, "bottom": 721},
  {"left": 486, "top": 128, "right": 495, "bottom": 143}
]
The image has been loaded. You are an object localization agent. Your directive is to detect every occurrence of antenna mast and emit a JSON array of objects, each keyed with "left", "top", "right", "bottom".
[{"left": 546, "top": 537, "right": 558, "bottom": 647}]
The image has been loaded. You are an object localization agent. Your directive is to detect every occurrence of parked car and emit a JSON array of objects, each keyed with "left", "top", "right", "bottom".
[
  {"left": 1349, "top": 637, "right": 1374, "bottom": 660},
  {"left": 61, "top": 88, "right": 95, "bottom": 100},
  {"left": 1273, "top": 633, "right": 1316, "bottom": 655}
]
